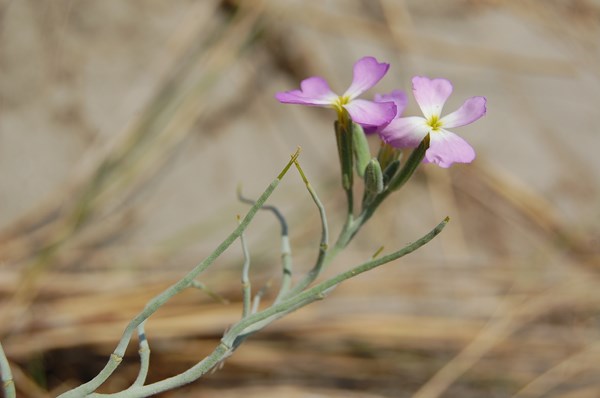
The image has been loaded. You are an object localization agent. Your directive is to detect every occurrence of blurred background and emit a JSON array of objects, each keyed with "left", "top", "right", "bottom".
[{"left": 1, "top": 0, "right": 599, "bottom": 397}]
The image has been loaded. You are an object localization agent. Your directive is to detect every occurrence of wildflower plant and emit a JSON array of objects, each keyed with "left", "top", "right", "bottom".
[{"left": 0, "top": 57, "right": 485, "bottom": 398}]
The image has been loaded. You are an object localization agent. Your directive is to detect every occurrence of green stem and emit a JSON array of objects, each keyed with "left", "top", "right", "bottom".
[
  {"left": 238, "top": 185, "right": 292, "bottom": 304},
  {"left": 0, "top": 341, "right": 15, "bottom": 398},
  {"left": 90, "top": 343, "right": 231, "bottom": 398},
  {"left": 58, "top": 149, "right": 300, "bottom": 398},
  {"left": 131, "top": 323, "right": 150, "bottom": 388},
  {"left": 285, "top": 160, "right": 329, "bottom": 296},
  {"left": 93, "top": 218, "right": 448, "bottom": 398},
  {"left": 361, "top": 135, "right": 431, "bottom": 226},
  {"left": 239, "top": 221, "right": 252, "bottom": 318},
  {"left": 226, "top": 217, "right": 448, "bottom": 346}
]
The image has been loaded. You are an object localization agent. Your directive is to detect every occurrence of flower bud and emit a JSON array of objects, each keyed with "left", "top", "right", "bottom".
[
  {"left": 351, "top": 122, "right": 371, "bottom": 178},
  {"left": 364, "top": 158, "right": 384, "bottom": 195}
]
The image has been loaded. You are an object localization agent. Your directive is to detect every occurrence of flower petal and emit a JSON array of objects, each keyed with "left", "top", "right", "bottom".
[
  {"left": 343, "top": 56, "right": 390, "bottom": 99},
  {"left": 424, "top": 129, "right": 475, "bottom": 168},
  {"left": 378, "top": 116, "right": 429, "bottom": 148},
  {"left": 441, "top": 96, "right": 487, "bottom": 128},
  {"left": 275, "top": 76, "right": 338, "bottom": 106},
  {"left": 412, "top": 76, "right": 453, "bottom": 119},
  {"left": 343, "top": 99, "right": 397, "bottom": 130},
  {"left": 374, "top": 89, "right": 408, "bottom": 119},
  {"left": 362, "top": 90, "right": 409, "bottom": 134}
]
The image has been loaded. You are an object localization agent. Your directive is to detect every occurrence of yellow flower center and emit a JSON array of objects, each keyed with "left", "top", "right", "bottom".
[
  {"left": 333, "top": 96, "right": 351, "bottom": 126},
  {"left": 333, "top": 95, "right": 350, "bottom": 114},
  {"left": 427, "top": 115, "right": 443, "bottom": 132}
]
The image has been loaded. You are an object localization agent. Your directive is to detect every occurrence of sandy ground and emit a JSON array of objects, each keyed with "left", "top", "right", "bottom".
[{"left": 1, "top": 1, "right": 599, "bottom": 397}]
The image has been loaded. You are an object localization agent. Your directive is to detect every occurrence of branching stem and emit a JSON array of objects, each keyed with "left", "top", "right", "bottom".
[
  {"left": 87, "top": 217, "right": 448, "bottom": 398},
  {"left": 58, "top": 148, "right": 301, "bottom": 398}
]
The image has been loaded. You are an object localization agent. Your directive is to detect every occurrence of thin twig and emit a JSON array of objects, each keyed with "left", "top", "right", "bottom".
[
  {"left": 131, "top": 322, "right": 150, "bottom": 388},
  {"left": 238, "top": 215, "right": 252, "bottom": 318},
  {"left": 251, "top": 279, "right": 273, "bottom": 314},
  {"left": 237, "top": 187, "right": 293, "bottom": 303},
  {"left": 286, "top": 159, "right": 330, "bottom": 296},
  {"left": 190, "top": 281, "right": 229, "bottom": 304}
]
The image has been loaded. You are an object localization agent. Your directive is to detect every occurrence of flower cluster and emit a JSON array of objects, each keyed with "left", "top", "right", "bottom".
[{"left": 276, "top": 56, "right": 486, "bottom": 168}]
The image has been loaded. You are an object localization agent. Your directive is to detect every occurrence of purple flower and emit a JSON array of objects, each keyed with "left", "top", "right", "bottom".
[
  {"left": 275, "top": 57, "right": 397, "bottom": 130},
  {"left": 378, "top": 76, "right": 486, "bottom": 168},
  {"left": 364, "top": 89, "right": 408, "bottom": 134}
]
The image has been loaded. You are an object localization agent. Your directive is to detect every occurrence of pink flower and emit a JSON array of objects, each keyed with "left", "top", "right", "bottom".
[
  {"left": 364, "top": 89, "right": 408, "bottom": 134},
  {"left": 378, "top": 76, "right": 486, "bottom": 168},
  {"left": 275, "top": 57, "right": 397, "bottom": 130}
]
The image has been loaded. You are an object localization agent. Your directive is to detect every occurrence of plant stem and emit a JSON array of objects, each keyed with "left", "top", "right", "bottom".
[
  {"left": 0, "top": 341, "right": 15, "bottom": 398},
  {"left": 59, "top": 149, "right": 301, "bottom": 398},
  {"left": 91, "top": 217, "right": 448, "bottom": 398}
]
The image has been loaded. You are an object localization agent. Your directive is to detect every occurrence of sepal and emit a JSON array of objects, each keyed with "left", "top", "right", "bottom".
[
  {"left": 351, "top": 122, "right": 371, "bottom": 178},
  {"left": 334, "top": 120, "right": 354, "bottom": 191},
  {"left": 382, "top": 159, "right": 400, "bottom": 187}
]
